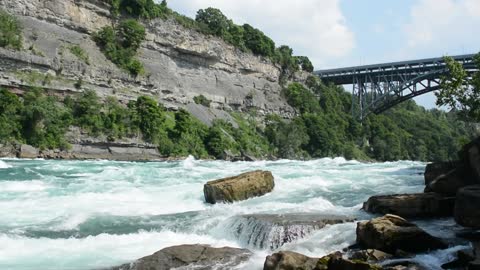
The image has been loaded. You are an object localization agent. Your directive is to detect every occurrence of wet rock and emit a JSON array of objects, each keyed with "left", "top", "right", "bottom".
[
  {"left": 384, "top": 261, "right": 427, "bottom": 270},
  {"left": 203, "top": 170, "right": 274, "bottom": 204},
  {"left": 264, "top": 251, "right": 320, "bottom": 270},
  {"left": 462, "top": 137, "right": 480, "bottom": 183},
  {"left": 425, "top": 166, "right": 474, "bottom": 195},
  {"left": 363, "top": 193, "right": 455, "bottom": 218},
  {"left": 356, "top": 214, "right": 447, "bottom": 253},
  {"left": 425, "top": 161, "right": 460, "bottom": 186},
  {"left": 229, "top": 213, "right": 355, "bottom": 249},
  {"left": 264, "top": 251, "right": 380, "bottom": 270},
  {"left": 455, "top": 185, "right": 480, "bottom": 228},
  {"left": 18, "top": 144, "right": 38, "bottom": 159},
  {"left": 109, "top": 244, "right": 252, "bottom": 270},
  {"left": 442, "top": 249, "right": 475, "bottom": 269},
  {"left": 349, "top": 249, "right": 393, "bottom": 262}
]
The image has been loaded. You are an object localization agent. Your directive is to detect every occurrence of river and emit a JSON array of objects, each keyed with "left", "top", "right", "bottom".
[{"left": 0, "top": 157, "right": 466, "bottom": 269}]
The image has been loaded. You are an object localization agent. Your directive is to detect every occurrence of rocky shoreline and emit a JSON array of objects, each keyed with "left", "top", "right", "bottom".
[{"left": 99, "top": 137, "right": 480, "bottom": 270}]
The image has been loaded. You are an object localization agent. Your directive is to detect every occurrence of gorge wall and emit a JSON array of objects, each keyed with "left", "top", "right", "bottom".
[
  {"left": 0, "top": 0, "right": 303, "bottom": 159},
  {"left": 0, "top": 0, "right": 297, "bottom": 126}
]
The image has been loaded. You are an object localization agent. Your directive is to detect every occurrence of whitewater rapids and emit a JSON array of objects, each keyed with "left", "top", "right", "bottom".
[{"left": 0, "top": 157, "right": 464, "bottom": 269}]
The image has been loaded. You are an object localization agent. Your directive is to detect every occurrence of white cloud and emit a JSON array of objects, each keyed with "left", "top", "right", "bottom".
[
  {"left": 167, "top": 0, "right": 355, "bottom": 68},
  {"left": 405, "top": 0, "right": 480, "bottom": 52}
]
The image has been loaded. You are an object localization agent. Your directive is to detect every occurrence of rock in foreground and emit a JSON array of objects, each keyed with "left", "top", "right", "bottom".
[
  {"left": 204, "top": 170, "right": 274, "bottom": 204},
  {"left": 109, "top": 244, "right": 252, "bottom": 270},
  {"left": 455, "top": 185, "right": 480, "bottom": 228},
  {"left": 363, "top": 193, "right": 455, "bottom": 218},
  {"left": 356, "top": 214, "right": 447, "bottom": 253},
  {"left": 229, "top": 213, "right": 355, "bottom": 249},
  {"left": 264, "top": 251, "right": 380, "bottom": 270}
]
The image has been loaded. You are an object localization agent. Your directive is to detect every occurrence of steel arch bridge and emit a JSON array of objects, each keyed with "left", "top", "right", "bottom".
[{"left": 314, "top": 54, "right": 478, "bottom": 120}]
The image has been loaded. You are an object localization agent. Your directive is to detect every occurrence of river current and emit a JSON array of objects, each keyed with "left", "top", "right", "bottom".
[{"left": 0, "top": 157, "right": 467, "bottom": 269}]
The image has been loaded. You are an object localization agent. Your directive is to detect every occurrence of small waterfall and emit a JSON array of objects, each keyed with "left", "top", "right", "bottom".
[{"left": 223, "top": 214, "right": 354, "bottom": 250}]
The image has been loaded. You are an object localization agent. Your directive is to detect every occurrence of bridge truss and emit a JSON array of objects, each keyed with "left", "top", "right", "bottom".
[{"left": 315, "top": 54, "right": 478, "bottom": 120}]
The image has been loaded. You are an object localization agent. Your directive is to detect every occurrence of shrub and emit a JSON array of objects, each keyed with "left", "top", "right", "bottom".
[
  {"left": 69, "top": 45, "right": 90, "bottom": 64},
  {"left": 296, "top": 56, "right": 314, "bottom": 72},
  {"left": 242, "top": 24, "right": 275, "bottom": 57},
  {"left": 193, "top": 95, "right": 211, "bottom": 107},
  {"left": 0, "top": 9, "right": 22, "bottom": 50},
  {"left": 94, "top": 20, "right": 146, "bottom": 76}
]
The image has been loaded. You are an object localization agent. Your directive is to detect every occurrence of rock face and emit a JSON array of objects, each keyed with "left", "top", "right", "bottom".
[
  {"left": 356, "top": 214, "right": 447, "bottom": 253},
  {"left": 109, "top": 244, "right": 252, "bottom": 270},
  {"left": 263, "top": 251, "right": 380, "bottom": 270},
  {"left": 362, "top": 193, "right": 455, "bottom": 218},
  {"left": 6, "top": 143, "right": 163, "bottom": 161},
  {"left": 455, "top": 185, "right": 480, "bottom": 228},
  {"left": 227, "top": 213, "right": 355, "bottom": 249},
  {"left": 0, "top": 0, "right": 296, "bottom": 128},
  {"left": 203, "top": 170, "right": 274, "bottom": 204}
]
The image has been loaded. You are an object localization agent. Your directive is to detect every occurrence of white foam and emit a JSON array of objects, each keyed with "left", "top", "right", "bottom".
[
  {"left": 0, "top": 231, "right": 239, "bottom": 270},
  {"left": 0, "top": 160, "right": 11, "bottom": 169},
  {"left": 0, "top": 180, "right": 48, "bottom": 192}
]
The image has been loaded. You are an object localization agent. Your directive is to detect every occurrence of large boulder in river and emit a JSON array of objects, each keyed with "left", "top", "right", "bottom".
[
  {"left": 109, "top": 244, "right": 252, "bottom": 270},
  {"left": 424, "top": 161, "right": 460, "bottom": 186},
  {"left": 455, "top": 185, "right": 480, "bottom": 228},
  {"left": 203, "top": 170, "right": 274, "bottom": 204},
  {"left": 424, "top": 166, "right": 474, "bottom": 195},
  {"left": 228, "top": 213, "right": 355, "bottom": 249},
  {"left": 356, "top": 214, "right": 447, "bottom": 253},
  {"left": 462, "top": 137, "right": 480, "bottom": 183},
  {"left": 363, "top": 193, "right": 455, "bottom": 218}
]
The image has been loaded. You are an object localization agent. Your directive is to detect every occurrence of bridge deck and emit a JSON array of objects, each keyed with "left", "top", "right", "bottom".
[{"left": 315, "top": 54, "right": 477, "bottom": 85}]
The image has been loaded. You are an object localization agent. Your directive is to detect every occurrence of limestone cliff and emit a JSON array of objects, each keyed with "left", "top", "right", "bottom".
[{"left": 0, "top": 0, "right": 296, "bottom": 128}]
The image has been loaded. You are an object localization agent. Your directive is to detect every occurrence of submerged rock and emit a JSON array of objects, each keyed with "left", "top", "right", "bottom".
[
  {"left": 356, "top": 214, "right": 447, "bottom": 253},
  {"left": 109, "top": 244, "right": 252, "bottom": 270},
  {"left": 455, "top": 185, "right": 480, "bottom": 228},
  {"left": 363, "top": 193, "right": 455, "bottom": 218},
  {"left": 203, "top": 170, "right": 274, "bottom": 204},
  {"left": 228, "top": 213, "right": 355, "bottom": 249},
  {"left": 264, "top": 251, "right": 380, "bottom": 270}
]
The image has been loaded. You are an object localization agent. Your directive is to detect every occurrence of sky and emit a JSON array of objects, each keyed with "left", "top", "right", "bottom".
[{"left": 168, "top": 0, "right": 480, "bottom": 108}]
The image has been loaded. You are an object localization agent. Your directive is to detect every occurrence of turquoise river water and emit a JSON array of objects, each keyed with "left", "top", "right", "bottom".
[{"left": 0, "top": 157, "right": 468, "bottom": 270}]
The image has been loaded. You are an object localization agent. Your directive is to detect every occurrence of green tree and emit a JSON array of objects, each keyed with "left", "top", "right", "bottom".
[
  {"left": 21, "top": 88, "right": 72, "bottom": 150},
  {"left": 296, "top": 56, "right": 314, "bottom": 72},
  {"left": 242, "top": 24, "right": 275, "bottom": 57},
  {"left": 195, "top": 8, "right": 231, "bottom": 36},
  {"left": 0, "top": 88, "right": 23, "bottom": 141},
  {"left": 71, "top": 90, "right": 104, "bottom": 134},
  {"left": 437, "top": 55, "right": 480, "bottom": 122}
]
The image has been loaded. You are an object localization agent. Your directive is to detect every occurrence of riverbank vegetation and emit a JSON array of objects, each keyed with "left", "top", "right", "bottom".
[{"left": 0, "top": 83, "right": 472, "bottom": 162}]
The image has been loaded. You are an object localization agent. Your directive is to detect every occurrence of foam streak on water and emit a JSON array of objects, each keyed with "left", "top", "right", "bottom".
[{"left": 0, "top": 158, "right": 457, "bottom": 269}]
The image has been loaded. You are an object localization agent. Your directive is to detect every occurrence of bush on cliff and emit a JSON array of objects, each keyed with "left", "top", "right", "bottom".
[
  {"left": 110, "top": 0, "right": 169, "bottom": 19},
  {"left": 94, "top": 19, "right": 146, "bottom": 76},
  {"left": 0, "top": 9, "right": 22, "bottom": 50}
]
